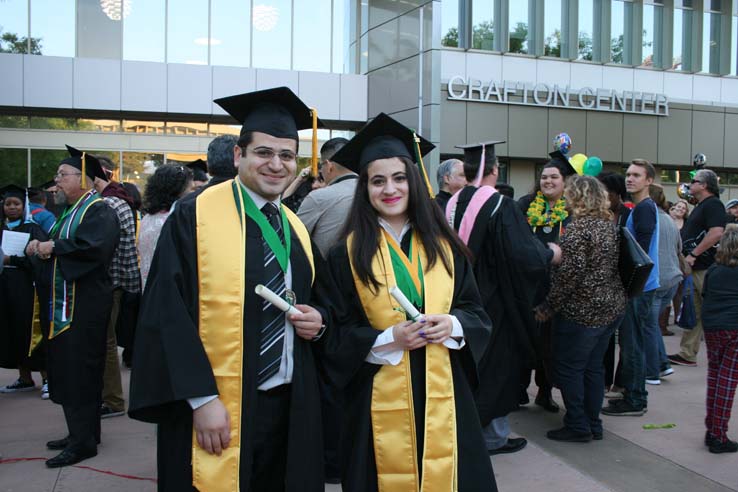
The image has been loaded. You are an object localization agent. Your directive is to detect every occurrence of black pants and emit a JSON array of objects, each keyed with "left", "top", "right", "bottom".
[
  {"left": 248, "top": 385, "right": 291, "bottom": 492},
  {"left": 320, "top": 376, "right": 344, "bottom": 479},
  {"left": 62, "top": 402, "right": 100, "bottom": 452},
  {"left": 521, "top": 320, "right": 554, "bottom": 396}
]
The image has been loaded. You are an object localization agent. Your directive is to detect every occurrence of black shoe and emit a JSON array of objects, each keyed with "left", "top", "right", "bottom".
[
  {"left": 100, "top": 404, "right": 125, "bottom": 419},
  {"left": 325, "top": 477, "right": 342, "bottom": 485},
  {"left": 708, "top": 439, "right": 738, "bottom": 454},
  {"left": 535, "top": 395, "right": 560, "bottom": 413},
  {"left": 488, "top": 437, "right": 527, "bottom": 455},
  {"left": 46, "top": 436, "right": 70, "bottom": 450},
  {"left": 705, "top": 431, "right": 719, "bottom": 447},
  {"left": 519, "top": 391, "right": 530, "bottom": 406},
  {"left": 601, "top": 400, "right": 645, "bottom": 416},
  {"left": 546, "top": 427, "right": 592, "bottom": 442},
  {"left": 592, "top": 431, "right": 603, "bottom": 441},
  {"left": 46, "top": 448, "right": 97, "bottom": 468}
]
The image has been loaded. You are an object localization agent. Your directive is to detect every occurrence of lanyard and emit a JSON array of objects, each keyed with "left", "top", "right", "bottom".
[
  {"left": 49, "top": 191, "right": 93, "bottom": 237},
  {"left": 383, "top": 229, "right": 424, "bottom": 309},
  {"left": 234, "top": 181, "right": 291, "bottom": 274}
]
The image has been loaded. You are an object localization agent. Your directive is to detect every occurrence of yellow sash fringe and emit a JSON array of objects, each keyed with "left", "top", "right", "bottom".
[
  {"left": 347, "top": 232, "right": 458, "bottom": 492},
  {"left": 193, "top": 180, "right": 314, "bottom": 492}
]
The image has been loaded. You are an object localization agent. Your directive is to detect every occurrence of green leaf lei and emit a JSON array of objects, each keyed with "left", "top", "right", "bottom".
[{"left": 526, "top": 191, "right": 568, "bottom": 227}]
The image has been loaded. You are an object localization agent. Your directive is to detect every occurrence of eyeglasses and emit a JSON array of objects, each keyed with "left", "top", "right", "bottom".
[
  {"left": 54, "top": 171, "right": 82, "bottom": 180},
  {"left": 690, "top": 179, "right": 703, "bottom": 184},
  {"left": 247, "top": 147, "right": 297, "bottom": 163}
]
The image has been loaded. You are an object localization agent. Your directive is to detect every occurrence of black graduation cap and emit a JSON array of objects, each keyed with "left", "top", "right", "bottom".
[
  {"left": 187, "top": 159, "right": 208, "bottom": 175},
  {"left": 330, "top": 113, "right": 435, "bottom": 174},
  {"left": 455, "top": 140, "right": 505, "bottom": 166},
  {"left": 1, "top": 184, "right": 26, "bottom": 202},
  {"left": 59, "top": 145, "right": 108, "bottom": 185},
  {"left": 548, "top": 150, "right": 577, "bottom": 177},
  {"left": 214, "top": 86, "right": 321, "bottom": 141},
  {"left": 37, "top": 180, "right": 58, "bottom": 190}
]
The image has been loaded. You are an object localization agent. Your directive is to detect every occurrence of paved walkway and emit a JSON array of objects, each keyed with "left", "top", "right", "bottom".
[{"left": 0, "top": 327, "right": 735, "bottom": 491}]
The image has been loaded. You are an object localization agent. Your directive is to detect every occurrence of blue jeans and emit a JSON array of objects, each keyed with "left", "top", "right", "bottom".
[
  {"left": 482, "top": 416, "right": 510, "bottom": 450},
  {"left": 620, "top": 291, "right": 656, "bottom": 409},
  {"left": 644, "top": 283, "right": 679, "bottom": 379},
  {"left": 553, "top": 315, "right": 622, "bottom": 435}
]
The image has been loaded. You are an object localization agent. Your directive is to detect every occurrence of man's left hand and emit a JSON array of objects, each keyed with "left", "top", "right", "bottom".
[
  {"left": 36, "top": 241, "right": 54, "bottom": 259},
  {"left": 290, "top": 304, "right": 323, "bottom": 340},
  {"left": 685, "top": 254, "right": 696, "bottom": 267}
]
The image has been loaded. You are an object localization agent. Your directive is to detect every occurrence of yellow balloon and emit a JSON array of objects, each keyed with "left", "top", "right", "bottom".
[{"left": 570, "top": 153, "right": 587, "bottom": 175}]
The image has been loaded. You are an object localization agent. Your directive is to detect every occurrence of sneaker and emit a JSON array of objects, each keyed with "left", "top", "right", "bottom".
[
  {"left": 100, "top": 404, "right": 125, "bottom": 419},
  {"left": 660, "top": 367, "right": 675, "bottom": 378},
  {"left": 667, "top": 354, "right": 696, "bottom": 367},
  {"left": 705, "top": 431, "right": 719, "bottom": 447},
  {"left": 546, "top": 427, "right": 592, "bottom": 442},
  {"left": 601, "top": 400, "right": 645, "bottom": 416},
  {"left": 41, "top": 380, "right": 49, "bottom": 400},
  {"left": 645, "top": 378, "right": 661, "bottom": 385},
  {"left": 605, "top": 386, "right": 624, "bottom": 398},
  {"left": 0, "top": 378, "right": 36, "bottom": 393},
  {"left": 708, "top": 439, "right": 738, "bottom": 454}
]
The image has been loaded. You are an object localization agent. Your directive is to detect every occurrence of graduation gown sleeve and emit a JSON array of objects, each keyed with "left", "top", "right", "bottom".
[{"left": 128, "top": 198, "right": 219, "bottom": 423}]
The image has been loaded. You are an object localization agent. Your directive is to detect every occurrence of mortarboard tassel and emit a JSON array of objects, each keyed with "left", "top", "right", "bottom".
[
  {"left": 81, "top": 152, "right": 87, "bottom": 188},
  {"left": 472, "top": 145, "right": 486, "bottom": 187},
  {"left": 311, "top": 108, "right": 319, "bottom": 177},
  {"left": 24, "top": 188, "right": 32, "bottom": 223},
  {"left": 413, "top": 132, "right": 434, "bottom": 199}
]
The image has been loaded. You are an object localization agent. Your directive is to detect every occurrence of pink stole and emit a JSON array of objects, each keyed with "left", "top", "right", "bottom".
[{"left": 445, "top": 186, "right": 496, "bottom": 244}]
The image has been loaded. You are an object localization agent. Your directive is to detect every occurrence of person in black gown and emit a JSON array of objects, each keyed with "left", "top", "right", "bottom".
[
  {"left": 129, "top": 87, "right": 330, "bottom": 492},
  {"left": 322, "top": 113, "right": 496, "bottom": 492},
  {"left": 25, "top": 148, "right": 120, "bottom": 468},
  {"left": 0, "top": 185, "right": 50, "bottom": 395}
]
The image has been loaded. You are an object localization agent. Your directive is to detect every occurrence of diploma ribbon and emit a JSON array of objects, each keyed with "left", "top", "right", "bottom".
[{"left": 234, "top": 181, "right": 291, "bottom": 274}]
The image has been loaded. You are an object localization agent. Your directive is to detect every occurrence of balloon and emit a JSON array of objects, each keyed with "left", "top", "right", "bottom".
[
  {"left": 570, "top": 153, "right": 587, "bottom": 175},
  {"left": 552, "top": 133, "right": 572, "bottom": 155},
  {"left": 583, "top": 156, "right": 603, "bottom": 176}
]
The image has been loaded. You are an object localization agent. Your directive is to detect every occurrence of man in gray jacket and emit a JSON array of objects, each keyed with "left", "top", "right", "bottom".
[{"left": 297, "top": 137, "right": 356, "bottom": 259}]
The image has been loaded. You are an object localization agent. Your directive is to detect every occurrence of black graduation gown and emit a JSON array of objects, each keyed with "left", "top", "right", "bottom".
[
  {"left": 322, "top": 238, "right": 496, "bottom": 492},
  {"left": 128, "top": 195, "right": 328, "bottom": 492},
  {"left": 48, "top": 200, "right": 120, "bottom": 405},
  {"left": 452, "top": 187, "right": 552, "bottom": 424},
  {"left": 0, "top": 221, "right": 49, "bottom": 370}
]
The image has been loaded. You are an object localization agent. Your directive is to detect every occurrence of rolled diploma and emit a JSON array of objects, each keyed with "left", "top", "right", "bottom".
[
  {"left": 255, "top": 284, "right": 301, "bottom": 316},
  {"left": 389, "top": 286, "right": 422, "bottom": 322}
]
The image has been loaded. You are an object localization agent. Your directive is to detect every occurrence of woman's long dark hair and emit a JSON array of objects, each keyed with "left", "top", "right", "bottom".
[
  {"left": 143, "top": 165, "right": 193, "bottom": 214},
  {"left": 340, "top": 156, "right": 470, "bottom": 290}
]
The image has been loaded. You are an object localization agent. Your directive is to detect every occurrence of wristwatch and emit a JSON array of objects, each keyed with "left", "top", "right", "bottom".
[{"left": 312, "top": 324, "right": 327, "bottom": 342}]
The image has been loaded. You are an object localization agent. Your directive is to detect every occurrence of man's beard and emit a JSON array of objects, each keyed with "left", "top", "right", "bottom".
[{"left": 54, "top": 189, "right": 68, "bottom": 206}]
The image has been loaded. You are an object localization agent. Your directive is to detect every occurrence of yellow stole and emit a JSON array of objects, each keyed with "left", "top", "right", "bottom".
[
  {"left": 193, "top": 180, "right": 314, "bottom": 492},
  {"left": 347, "top": 231, "right": 458, "bottom": 492}
]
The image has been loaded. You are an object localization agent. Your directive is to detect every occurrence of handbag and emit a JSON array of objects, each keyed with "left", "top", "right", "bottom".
[
  {"left": 676, "top": 276, "right": 697, "bottom": 329},
  {"left": 618, "top": 226, "right": 655, "bottom": 298}
]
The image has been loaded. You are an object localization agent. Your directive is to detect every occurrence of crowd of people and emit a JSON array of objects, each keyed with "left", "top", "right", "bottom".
[{"left": 1, "top": 85, "right": 737, "bottom": 492}]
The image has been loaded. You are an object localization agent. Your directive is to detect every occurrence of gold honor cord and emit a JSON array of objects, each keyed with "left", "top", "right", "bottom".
[
  {"left": 193, "top": 180, "right": 314, "bottom": 492},
  {"left": 81, "top": 152, "right": 87, "bottom": 188},
  {"left": 412, "top": 132, "right": 435, "bottom": 199},
  {"left": 28, "top": 291, "right": 43, "bottom": 356},
  {"left": 347, "top": 232, "right": 458, "bottom": 492}
]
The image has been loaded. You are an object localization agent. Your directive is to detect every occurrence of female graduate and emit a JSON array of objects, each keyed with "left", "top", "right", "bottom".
[
  {"left": 0, "top": 185, "right": 50, "bottom": 396},
  {"left": 323, "top": 113, "right": 497, "bottom": 492}
]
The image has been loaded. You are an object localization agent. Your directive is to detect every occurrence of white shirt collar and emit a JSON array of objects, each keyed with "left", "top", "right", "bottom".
[
  {"left": 378, "top": 217, "right": 411, "bottom": 244},
  {"left": 237, "top": 177, "right": 281, "bottom": 210}
]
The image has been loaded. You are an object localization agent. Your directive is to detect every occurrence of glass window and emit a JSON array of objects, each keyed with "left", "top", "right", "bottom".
[
  {"left": 124, "top": 0, "right": 165, "bottom": 62},
  {"left": 332, "top": 0, "right": 348, "bottom": 72},
  {"left": 211, "top": 0, "right": 250, "bottom": 68},
  {"left": 167, "top": 0, "right": 208, "bottom": 65},
  {"left": 77, "top": 0, "right": 122, "bottom": 59},
  {"left": 673, "top": 1, "right": 694, "bottom": 70},
  {"left": 30, "top": 0, "right": 75, "bottom": 57},
  {"left": 30, "top": 117, "right": 81, "bottom": 130},
  {"left": 209, "top": 123, "right": 241, "bottom": 136},
  {"left": 31, "top": 149, "right": 67, "bottom": 185},
  {"left": 509, "top": 0, "right": 528, "bottom": 53},
  {"left": 732, "top": 11, "right": 737, "bottom": 75},
  {"left": 611, "top": 0, "right": 634, "bottom": 64},
  {"left": 0, "top": 148, "right": 28, "bottom": 186},
  {"left": 642, "top": 4, "right": 654, "bottom": 66},
  {"left": 0, "top": 0, "right": 30, "bottom": 54},
  {"left": 293, "top": 0, "right": 331, "bottom": 72},
  {"left": 578, "top": 0, "right": 594, "bottom": 60},
  {"left": 544, "top": 0, "right": 562, "bottom": 57},
  {"left": 78, "top": 119, "right": 122, "bottom": 132},
  {"left": 701, "top": 1, "right": 722, "bottom": 73},
  {"left": 297, "top": 129, "right": 330, "bottom": 157},
  {"left": 0, "top": 116, "right": 30, "bottom": 128},
  {"left": 441, "top": 0, "right": 459, "bottom": 48},
  {"left": 252, "top": 0, "right": 292, "bottom": 69},
  {"left": 472, "top": 0, "right": 494, "bottom": 50},
  {"left": 166, "top": 122, "right": 209, "bottom": 136},
  {"left": 122, "top": 152, "right": 164, "bottom": 194},
  {"left": 123, "top": 120, "right": 166, "bottom": 134}
]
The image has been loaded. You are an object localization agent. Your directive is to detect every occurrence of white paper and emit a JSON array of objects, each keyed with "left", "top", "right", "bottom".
[
  {"left": 254, "top": 284, "right": 302, "bottom": 316},
  {"left": 389, "top": 286, "right": 423, "bottom": 322},
  {"left": 1, "top": 231, "right": 30, "bottom": 257}
]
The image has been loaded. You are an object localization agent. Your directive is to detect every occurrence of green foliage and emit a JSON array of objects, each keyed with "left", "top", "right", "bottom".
[
  {"left": 509, "top": 22, "right": 528, "bottom": 54},
  {"left": 578, "top": 31, "right": 593, "bottom": 61},
  {"left": 0, "top": 148, "right": 27, "bottom": 186},
  {"left": 0, "top": 29, "right": 42, "bottom": 54},
  {"left": 473, "top": 21, "right": 494, "bottom": 50},
  {"left": 442, "top": 27, "right": 459, "bottom": 48},
  {"left": 545, "top": 29, "right": 561, "bottom": 57}
]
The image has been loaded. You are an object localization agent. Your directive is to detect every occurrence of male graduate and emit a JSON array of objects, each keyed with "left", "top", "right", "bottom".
[
  {"left": 129, "top": 87, "right": 329, "bottom": 492},
  {"left": 25, "top": 147, "right": 120, "bottom": 467},
  {"left": 445, "top": 141, "right": 560, "bottom": 455}
]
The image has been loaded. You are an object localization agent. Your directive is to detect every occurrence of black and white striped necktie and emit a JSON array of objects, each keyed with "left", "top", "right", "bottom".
[{"left": 257, "top": 202, "right": 286, "bottom": 386}]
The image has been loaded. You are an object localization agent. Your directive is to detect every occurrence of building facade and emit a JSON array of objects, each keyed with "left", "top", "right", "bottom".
[{"left": 1, "top": 0, "right": 738, "bottom": 202}]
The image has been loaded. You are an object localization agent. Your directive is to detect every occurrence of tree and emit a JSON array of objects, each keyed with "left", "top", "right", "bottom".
[
  {"left": 442, "top": 27, "right": 459, "bottom": 48},
  {"left": 578, "top": 32, "right": 593, "bottom": 61},
  {"left": 545, "top": 29, "right": 561, "bottom": 57},
  {"left": 0, "top": 29, "right": 42, "bottom": 54},
  {"left": 509, "top": 22, "right": 528, "bottom": 54},
  {"left": 472, "top": 21, "right": 494, "bottom": 50}
]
